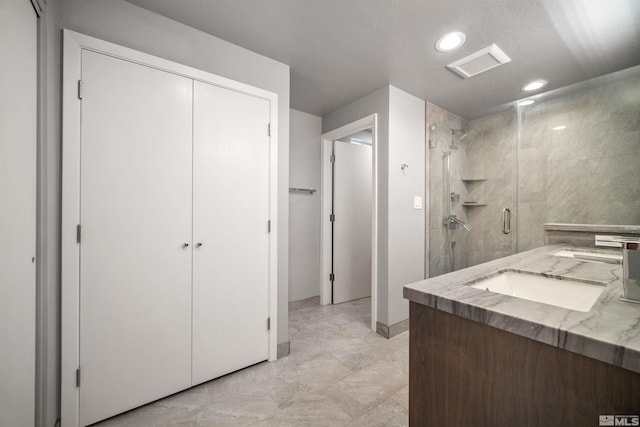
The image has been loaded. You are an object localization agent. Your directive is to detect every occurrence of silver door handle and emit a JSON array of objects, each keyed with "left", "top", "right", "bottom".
[
  {"left": 182, "top": 243, "right": 189, "bottom": 248},
  {"left": 502, "top": 208, "right": 511, "bottom": 235},
  {"left": 196, "top": 242, "right": 203, "bottom": 248}
]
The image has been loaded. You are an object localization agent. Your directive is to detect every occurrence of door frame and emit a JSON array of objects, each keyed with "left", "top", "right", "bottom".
[
  {"left": 320, "top": 114, "right": 378, "bottom": 331},
  {"left": 61, "top": 30, "right": 278, "bottom": 427}
]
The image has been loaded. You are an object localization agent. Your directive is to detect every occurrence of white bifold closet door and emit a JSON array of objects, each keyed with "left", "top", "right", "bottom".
[
  {"left": 79, "top": 50, "right": 193, "bottom": 426},
  {"left": 192, "top": 81, "right": 270, "bottom": 384}
]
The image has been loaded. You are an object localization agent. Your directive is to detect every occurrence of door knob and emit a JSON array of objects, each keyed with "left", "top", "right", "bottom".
[
  {"left": 182, "top": 243, "right": 189, "bottom": 248},
  {"left": 196, "top": 242, "right": 203, "bottom": 248}
]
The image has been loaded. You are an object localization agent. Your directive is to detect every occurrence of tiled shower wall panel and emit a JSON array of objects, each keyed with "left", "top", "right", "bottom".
[{"left": 517, "top": 75, "right": 640, "bottom": 251}]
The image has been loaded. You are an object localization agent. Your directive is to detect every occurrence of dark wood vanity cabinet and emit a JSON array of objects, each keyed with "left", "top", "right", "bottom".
[{"left": 409, "top": 302, "right": 640, "bottom": 426}]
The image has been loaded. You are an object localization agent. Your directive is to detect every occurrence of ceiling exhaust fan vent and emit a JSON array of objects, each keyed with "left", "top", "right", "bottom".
[{"left": 447, "top": 44, "right": 511, "bottom": 79}]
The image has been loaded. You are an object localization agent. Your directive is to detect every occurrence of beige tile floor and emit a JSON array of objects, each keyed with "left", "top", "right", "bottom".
[{"left": 96, "top": 297, "right": 409, "bottom": 426}]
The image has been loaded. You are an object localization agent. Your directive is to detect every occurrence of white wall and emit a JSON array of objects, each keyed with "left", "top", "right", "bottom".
[
  {"left": 289, "top": 109, "right": 322, "bottom": 302},
  {"left": 323, "top": 86, "right": 390, "bottom": 325},
  {"left": 39, "top": 1, "right": 291, "bottom": 425},
  {"left": 0, "top": 1, "right": 37, "bottom": 425},
  {"left": 322, "top": 85, "right": 425, "bottom": 328},
  {"left": 387, "top": 86, "right": 426, "bottom": 325}
]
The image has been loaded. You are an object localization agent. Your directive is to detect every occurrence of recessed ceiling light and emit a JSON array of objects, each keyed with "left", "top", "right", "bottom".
[
  {"left": 435, "top": 31, "right": 466, "bottom": 52},
  {"left": 552, "top": 125, "right": 567, "bottom": 131},
  {"left": 522, "top": 80, "right": 547, "bottom": 91},
  {"left": 518, "top": 99, "right": 535, "bottom": 106}
]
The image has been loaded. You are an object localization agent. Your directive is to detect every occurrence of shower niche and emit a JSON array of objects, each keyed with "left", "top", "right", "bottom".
[{"left": 460, "top": 178, "right": 487, "bottom": 207}]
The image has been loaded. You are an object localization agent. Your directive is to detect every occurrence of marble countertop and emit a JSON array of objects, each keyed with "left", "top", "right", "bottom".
[{"left": 403, "top": 245, "right": 640, "bottom": 374}]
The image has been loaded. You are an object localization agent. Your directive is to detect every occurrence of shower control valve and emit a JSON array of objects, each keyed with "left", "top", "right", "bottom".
[{"left": 444, "top": 214, "right": 471, "bottom": 232}]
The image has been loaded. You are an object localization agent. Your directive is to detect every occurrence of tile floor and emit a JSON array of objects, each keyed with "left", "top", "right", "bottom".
[{"left": 96, "top": 296, "right": 408, "bottom": 426}]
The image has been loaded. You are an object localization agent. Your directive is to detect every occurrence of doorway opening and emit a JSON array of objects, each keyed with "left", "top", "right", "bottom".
[{"left": 320, "top": 114, "right": 378, "bottom": 331}]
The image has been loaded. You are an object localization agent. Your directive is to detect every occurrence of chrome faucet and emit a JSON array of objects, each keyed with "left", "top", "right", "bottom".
[
  {"left": 616, "top": 238, "right": 640, "bottom": 303},
  {"left": 444, "top": 215, "right": 471, "bottom": 231}
]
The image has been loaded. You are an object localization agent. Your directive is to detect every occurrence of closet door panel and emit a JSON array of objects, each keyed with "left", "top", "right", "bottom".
[
  {"left": 79, "top": 50, "right": 193, "bottom": 426},
  {"left": 192, "top": 81, "right": 270, "bottom": 384}
]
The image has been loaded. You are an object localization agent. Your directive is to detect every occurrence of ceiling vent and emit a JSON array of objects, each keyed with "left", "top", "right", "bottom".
[{"left": 447, "top": 44, "right": 511, "bottom": 79}]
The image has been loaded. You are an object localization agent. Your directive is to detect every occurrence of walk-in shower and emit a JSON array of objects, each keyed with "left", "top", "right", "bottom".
[{"left": 429, "top": 65, "right": 640, "bottom": 279}]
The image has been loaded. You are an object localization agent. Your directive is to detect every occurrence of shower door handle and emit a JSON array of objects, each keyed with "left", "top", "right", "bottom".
[{"left": 502, "top": 208, "right": 511, "bottom": 235}]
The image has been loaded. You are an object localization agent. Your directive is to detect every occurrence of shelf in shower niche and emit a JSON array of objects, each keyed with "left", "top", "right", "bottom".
[
  {"left": 461, "top": 178, "right": 487, "bottom": 182},
  {"left": 462, "top": 202, "right": 487, "bottom": 207}
]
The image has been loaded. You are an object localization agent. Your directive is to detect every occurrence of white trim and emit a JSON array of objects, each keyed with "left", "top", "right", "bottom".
[
  {"left": 61, "top": 30, "right": 278, "bottom": 427},
  {"left": 267, "top": 95, "right": 279, "bottom": 365},
  {"left": 320, "top": 114, "right": 378, "bottom": 331},
  {"left": 61, "top": 30, "right": 81, "bottom": 427}
]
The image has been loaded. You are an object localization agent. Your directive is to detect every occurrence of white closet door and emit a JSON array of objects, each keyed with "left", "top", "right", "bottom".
[
  {"left": 0, "top": 1, "right": 37, "bottom": 426},
  {"left": 192, "top": 81, "right": 270, "bottom": 385},
  {"left": 333, "top": 140, "right": 372, "bottom": 304},
  {"left": 79, "top": 50, "right": 193, "bottom": 426}
]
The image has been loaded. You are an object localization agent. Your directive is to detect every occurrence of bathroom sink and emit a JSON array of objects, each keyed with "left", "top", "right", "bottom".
[
  {"left": 551, "top": 249, "right": 622, "bottom": 264},
  {"left": 470, "top": 271, "right": 605, "bottom": 312}
]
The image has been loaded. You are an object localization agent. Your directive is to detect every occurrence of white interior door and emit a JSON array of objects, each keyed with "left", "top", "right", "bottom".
[
  {"left": 0, "top": 0, "right": 37, "bottom": 425},
  {"left": 332, "top": 140, "right": 372, "bottom": 304},
  {"left": 79, "top": 50, "right": 193, "bottom": 426},
  {"left": 192, "top": 81, "right": 270, "bottom": 385}
]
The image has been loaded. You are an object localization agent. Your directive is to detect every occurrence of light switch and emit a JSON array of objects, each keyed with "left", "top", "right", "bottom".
[{"left": 414, "top": 196, "right": 423, "bottom": 210}]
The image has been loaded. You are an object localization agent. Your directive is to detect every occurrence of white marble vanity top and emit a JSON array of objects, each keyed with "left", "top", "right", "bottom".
[{"left": 403, "top": 245, "right": 640, "bottom": 374}]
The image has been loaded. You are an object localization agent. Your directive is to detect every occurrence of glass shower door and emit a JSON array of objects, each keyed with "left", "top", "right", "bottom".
[{"left": 464, "top": 106, "right": 519, "bottom": 268}]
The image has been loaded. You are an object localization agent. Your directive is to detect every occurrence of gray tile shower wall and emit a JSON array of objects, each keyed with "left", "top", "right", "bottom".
[{"left": 518, "top": 75, "right": 640, "bottom": 251}]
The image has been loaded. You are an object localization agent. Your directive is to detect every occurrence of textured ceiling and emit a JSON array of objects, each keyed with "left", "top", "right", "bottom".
[{"left": 127, "top": 0, "right": 640, "bottom": 119}]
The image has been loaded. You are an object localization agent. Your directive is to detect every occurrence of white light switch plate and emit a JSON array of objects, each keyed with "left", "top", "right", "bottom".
[{"left": 414, "top": 196, "right": 423, "bottom": 210}]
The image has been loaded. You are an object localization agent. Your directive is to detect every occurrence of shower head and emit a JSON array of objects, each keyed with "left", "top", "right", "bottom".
[
  {"left": 451, "top": 128, "right": 468, "bottom": 140},
  {"left": 449, "top": 128, "right": 465, "bottom": 151}
]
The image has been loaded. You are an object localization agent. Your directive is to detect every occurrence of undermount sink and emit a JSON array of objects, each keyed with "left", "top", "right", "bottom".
[
  {"left": 470, "top": 270, "right": 605, "bottom": 312},
  {"left": 551, "top": 248, "right": 622, "bottom": 264}
]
